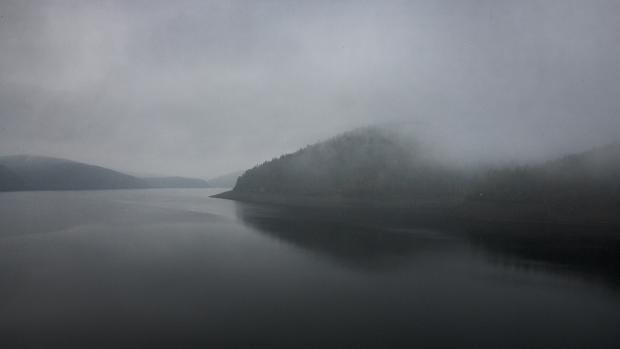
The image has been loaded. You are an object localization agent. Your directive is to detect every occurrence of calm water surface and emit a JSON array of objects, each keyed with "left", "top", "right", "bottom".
[{"left": 0, "top": 189, "right": 618, "bottom": 348}]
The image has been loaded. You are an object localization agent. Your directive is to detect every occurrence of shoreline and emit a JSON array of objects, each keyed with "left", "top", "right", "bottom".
[{"left": 213, "top": 190, "right": 620, "bottom": 234}]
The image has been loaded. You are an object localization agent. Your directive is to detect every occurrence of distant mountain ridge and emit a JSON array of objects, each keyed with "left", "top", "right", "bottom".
[
  {"left": 0, "top": 155, "right": 148, "bottom": 191},
  {"left": 207, "top": 170, "right": 244, "bottom": 188},
  {"left": 144, "top": 176, "right": 210, "bottom": 188},
  {"left": 0, "top": 155, "right": 209, "bottom": 192}
]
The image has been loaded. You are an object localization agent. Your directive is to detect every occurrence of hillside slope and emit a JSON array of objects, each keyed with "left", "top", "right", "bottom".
[
  {"left": 461, "top": 144, "right": 620, "bottom": 227},
  {"left": 0, "top": 155, "right": 148, "bottom": 191},
  {"left": 217, "top": 127, "right": 620, "bottom": 227},
  {"left": 473, "top": 144, "right": 620, "bottom": 206},
  {"left": 0, "top": 164, "right": 24, "bottom": 191},
  {"left": 227, "top": 126, "right": 468, "bottom": 201}
]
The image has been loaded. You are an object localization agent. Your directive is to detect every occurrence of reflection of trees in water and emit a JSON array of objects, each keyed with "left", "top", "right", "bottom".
[
  {"left": 236, "top": 201, "right": 620, "bottom": 288},
  {"left": 234, "top": 202, "right": 455, "bottom": 272},
  {"left": 465, "top": 223, "right": 620, "bottom": 289}
]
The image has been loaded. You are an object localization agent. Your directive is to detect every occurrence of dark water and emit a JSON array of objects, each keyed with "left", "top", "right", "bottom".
[{"left": 0, "top": 189, "right": 619, "bottom": 348}]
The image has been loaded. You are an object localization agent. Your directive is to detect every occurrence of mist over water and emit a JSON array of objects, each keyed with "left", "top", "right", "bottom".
[
  {"left": 1, "top": 1, "right": 620, "bottom": 347},
  {"left": 0, "top": 189, "right": 619, "bottom": 347}
]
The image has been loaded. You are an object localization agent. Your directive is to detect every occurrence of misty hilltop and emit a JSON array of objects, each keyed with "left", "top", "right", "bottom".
[
  {"left": 233, "top": 126, "right": 468, "bottom": 199},
  {"left": 217, "top": 127, "right": 620, "bottom": 227},
  {"left": 0, "top": 155, "right": 209, "bottom": 192},
  {"left": 474, "top": 143, "right": 620, "bottom": 208}
]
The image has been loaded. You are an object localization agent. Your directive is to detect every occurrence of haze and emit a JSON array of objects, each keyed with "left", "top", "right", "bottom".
[{"left": 1, "top": 0, "right": 619, "bottom": 177}]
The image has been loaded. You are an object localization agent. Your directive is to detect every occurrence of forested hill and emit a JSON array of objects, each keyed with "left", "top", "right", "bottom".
[
  {"left": 544, "top": 143, "right": 620, "bottom": 179},
  {"left": 473, "top": 143, "right": 620, "bottom": 208},
  {"left": 220, "top": 127, "right": 620, "bottom": 227},
  {"left": 0, "top": 155, "right": 149, "bottom": 191},
  {"left": 233, "top": 126, "right": 468, "bottom": 199},
  {"left": 0, "top": 155, "right": 209, "bottom": 192},
  {"left": 0, "top": 164, "right": 24, "bottom": 191}
]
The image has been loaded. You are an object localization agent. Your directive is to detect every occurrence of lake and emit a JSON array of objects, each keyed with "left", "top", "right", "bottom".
[{"left": 0, "top": 189, "right": 619, "bottom": 348}]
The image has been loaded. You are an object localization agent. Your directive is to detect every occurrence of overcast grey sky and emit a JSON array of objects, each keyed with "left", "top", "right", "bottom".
[{"left": 1, "top": 0, "right": 619, "bottom": 177}]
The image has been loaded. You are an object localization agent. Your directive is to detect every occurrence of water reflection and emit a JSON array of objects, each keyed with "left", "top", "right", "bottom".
[
  {"left": 234, "top": 202, "right": 462, "bottom": 272},
  {"left": 1, "top": 190, "right": 619, "bottom": 347},
  {"left": 235, "top": 201, "right": 620, "bottom": 289},
  {"left": 465, "top": 224, "right": 620, "bottom": 290}
]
